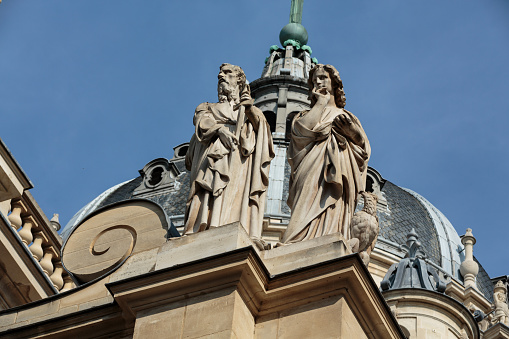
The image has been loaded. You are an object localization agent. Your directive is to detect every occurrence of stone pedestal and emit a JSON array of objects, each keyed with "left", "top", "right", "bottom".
[{"left": 108, "top": 223, "right": 403, "bottom": 338}]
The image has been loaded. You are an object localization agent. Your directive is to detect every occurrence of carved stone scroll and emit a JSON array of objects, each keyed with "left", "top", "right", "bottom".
[{"left": 62, "top": 200, "right": 168, "bottom": 284}]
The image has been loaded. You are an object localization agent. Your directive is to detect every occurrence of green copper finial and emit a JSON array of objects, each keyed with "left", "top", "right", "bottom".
[
  {"left": 289, "top": 0, "right": 304, "bottom": 24},
  {"left": 279, "top": 0, "right": 308, "bottom": 46}
]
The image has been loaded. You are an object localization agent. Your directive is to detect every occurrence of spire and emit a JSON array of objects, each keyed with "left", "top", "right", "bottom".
[
  {"left": 261, "top": 0, "right": 315, "bottom": 79},
  {"left": 289, "top": 0, "right": 304, "bottom": 24},
  {"left": 279, "top": 0, "right": 308, "bottom": 47}
]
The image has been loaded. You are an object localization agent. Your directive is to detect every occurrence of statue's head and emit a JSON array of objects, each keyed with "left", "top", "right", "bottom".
[
  {"left": 308, "top": 64, "right": 346, "bottom": 108},
  {"left": 217, "top": 63, "right": 249, "bottom": 104}
]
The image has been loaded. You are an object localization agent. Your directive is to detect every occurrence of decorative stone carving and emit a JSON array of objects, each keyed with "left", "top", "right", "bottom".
[
  {"left": 183, "top": 63, "right": 274, "bottom": 246},
  {"left": 282, "top": 64, "right": 370, "bottom": 244},
  {"left": 133, "top": 158, "right": 181, "bottom": 197},
  {"left": 460, "top": 228, "right": 479, "bottom": 289},
  {"left": 62, "top": 200, "right": 168, "bottom": 283},
  {"left": 348, "top": 191, "right": 379, "bottom": 266},
  {"left": 492, "top": 280, "right": 509, "bottom": 325}
]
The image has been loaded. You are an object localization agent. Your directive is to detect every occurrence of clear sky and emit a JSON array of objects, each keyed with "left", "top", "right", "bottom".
[{"left": 1, "top": 1, "right": 508, "bottom": 278}]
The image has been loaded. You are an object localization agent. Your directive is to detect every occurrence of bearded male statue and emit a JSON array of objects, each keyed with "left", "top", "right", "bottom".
[
  {"left": 183, "top": 63, "right": 274, "bottom": 244},
  {"left": 282, "top": 64, "right": 370, "bottom": 244}
]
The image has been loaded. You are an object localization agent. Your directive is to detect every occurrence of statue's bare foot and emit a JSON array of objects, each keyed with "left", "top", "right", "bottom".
[
  {"left": 348, "top": 238, "right": 359, "bottom": 252},
  {"left": 168, "top": 234, "right": 186, "bottom": 241},
  {"left": 251, "top": 237, "right": 271, "bottom": 251},
  {"left": 359, "top": 251, "right": 370, "bottom": 266}
]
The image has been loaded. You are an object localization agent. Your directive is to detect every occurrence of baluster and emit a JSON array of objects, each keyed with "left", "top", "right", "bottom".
[
  {"left": 29, "top": 232, "right": 45, "bottom": 260},
  {"left": 39, "top": 250, "right": 54, "bottom": 276},
  {"left": 18, "top": 216, "right": 36, "bottom": 245},
  {"left": 50, "top": 263, "right": 64, "bottom": 290},
  {"left": 60, "top": 275, "right": 75, "bottom": 293},
  {"left": 8, "top": 200, "right": 23, "bottom": 230}
]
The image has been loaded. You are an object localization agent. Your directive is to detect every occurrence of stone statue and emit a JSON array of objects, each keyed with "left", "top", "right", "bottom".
[
  {"left": 282, "top": 64, "right": 370, "bottom": 244},
  {"left": 349, "top": 191, "right": 379, "bottom": 265},
  {"left": 492, "top": 281, "right": 509, "bottom": 325},
  {"left": 183, "top": 63, "right": 274, "bottom": 243}
]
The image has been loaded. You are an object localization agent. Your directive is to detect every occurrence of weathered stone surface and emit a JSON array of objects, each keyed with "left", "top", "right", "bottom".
[
  {"left": 133, "top": 301, "right": 186, "bottom": 338},
  {"left": 59, "top": 276, "right": 111, "bottom": 309},
  {"left": 262, "top": 232, "right": 351, "bottom": 275},
  {"left": 155, "top": 222, "right": 255, "bottom": 271},
  {"left": 110, "top": 248, "right": 159, "bottom": 283}
]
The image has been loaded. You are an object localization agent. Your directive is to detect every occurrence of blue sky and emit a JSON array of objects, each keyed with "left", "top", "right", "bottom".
[{"left": 1, "top": 1, "right": 508, "bottom": 278}]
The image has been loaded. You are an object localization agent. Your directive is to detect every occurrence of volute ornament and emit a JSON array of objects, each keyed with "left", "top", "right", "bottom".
[{"left": 62, "top": 200, "right": 169, "bottom": 283}]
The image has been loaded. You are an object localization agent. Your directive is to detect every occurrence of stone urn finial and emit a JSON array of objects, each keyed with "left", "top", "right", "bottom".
[{"left": 460, "top": 228, "right": 478, "bottom": 289}]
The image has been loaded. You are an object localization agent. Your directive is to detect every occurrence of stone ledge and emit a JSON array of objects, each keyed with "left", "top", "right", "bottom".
[
  {"left": 106, "top": 223, "right": 403, "bottom": 338},
  {"left": 262, "top": 232, "right": 351, "bottom": 276}
]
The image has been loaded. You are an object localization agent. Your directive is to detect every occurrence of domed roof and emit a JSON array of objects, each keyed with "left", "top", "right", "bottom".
[{"left": 376, "top": 181, "right": 462, "bottom": 277}]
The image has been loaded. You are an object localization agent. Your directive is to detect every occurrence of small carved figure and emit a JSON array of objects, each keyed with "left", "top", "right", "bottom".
[
  {"left": 348, "top": 191, "right": 379, "bottom": 265},
  {"left": 282, "top": 64, "right": 370, "bottom": 244},
  {"left": 183, "top": 63, "right": 274, "bottom": 246},
  {"left": 492, "top": 281, "right": 509, "bottom": 325}
]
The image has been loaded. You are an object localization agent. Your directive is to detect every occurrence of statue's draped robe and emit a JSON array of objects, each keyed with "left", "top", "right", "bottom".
[
  {"left": 184, "top": 102, "right": 274, "bottom": 236},
  {"left": 283, "top": 107, "right": 370, "bottom": 243}
]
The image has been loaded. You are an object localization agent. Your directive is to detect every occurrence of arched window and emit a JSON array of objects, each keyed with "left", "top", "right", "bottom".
[{"left": 173, "top": 143, "right": 189, "bottom": 160}]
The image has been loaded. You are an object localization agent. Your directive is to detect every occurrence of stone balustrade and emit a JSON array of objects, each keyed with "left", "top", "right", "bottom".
[{"left": 7, "top": 193, "right": 75, "bottom": 293}]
